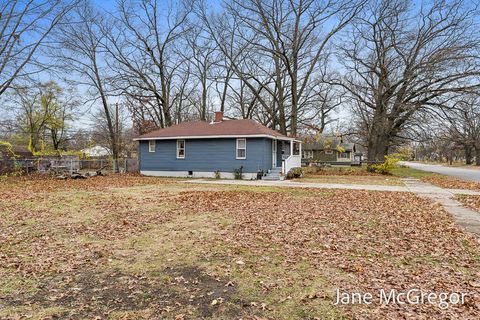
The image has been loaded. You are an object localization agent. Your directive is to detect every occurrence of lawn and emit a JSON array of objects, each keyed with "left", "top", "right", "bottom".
[
  {"left": 1, "top": 175, "right": 480, "bottom": 319},
  {"left": 298, "top": 175, "right": 403, "bottom": 186},
  {"left": 299, "top": 166, "right": 404, "bottom": 186},
  {"left": 390, "top": 166, "right": 437, "bottom": 178}
]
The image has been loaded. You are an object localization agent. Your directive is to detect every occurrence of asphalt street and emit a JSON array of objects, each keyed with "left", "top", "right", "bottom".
[{"left": 401, "top": 161, "right": 480, "bottom": 183}]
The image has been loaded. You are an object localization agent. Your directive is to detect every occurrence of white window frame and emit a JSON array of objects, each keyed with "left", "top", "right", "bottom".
[
  {"left": 236, "top": 138, "right": 246, "bottom": 159},
  {"left": 149, "top": 140, "right": 156, "bottom": 152},
  {"left": 325, "top": 150, "right": 333, "bottom": 155},
  {"left": 176, "top": 140, "right": 185, "bottom": 159},
  {"left": 303, "top": 150, "right": 313, "bottom": 159},
  {"left": 339, "top": 152, "right": 349, "bottom": 159}
]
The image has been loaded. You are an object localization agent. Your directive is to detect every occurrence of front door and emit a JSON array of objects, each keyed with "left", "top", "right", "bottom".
[{"left": 272, "top": 140, "right": 277, "bottom": 167}]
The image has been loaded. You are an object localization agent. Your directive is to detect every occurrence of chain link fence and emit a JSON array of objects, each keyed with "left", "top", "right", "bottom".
[{"left": 0, "top": 158, "right": 138, "bottom": 175}]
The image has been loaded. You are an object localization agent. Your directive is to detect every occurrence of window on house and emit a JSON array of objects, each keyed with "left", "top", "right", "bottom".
[
  {"left": 339, "top": 152, "right": 349, "bottom": 159},
  {"left": 236, "top": 138, "right": 246, "bottom": 159},
  {"left": 325, "top": 150, "right": 333, "bottom": 154},
  {"left": 293, "top": 142, "right": 300, "bottom": 155},
  {"left": 302, "top": 150, "right": 313, "bottom": 159},
  {"left": 149, "top": 140, "right": 156, "bottom": 152},
  {"left": 176, "top": 140, "right": 185, "bottom": 158}
]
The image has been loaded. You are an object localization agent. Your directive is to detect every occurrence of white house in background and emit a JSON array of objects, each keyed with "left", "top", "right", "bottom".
[{"left": 81, "top": 145, "right": 111, "bottom": 157}]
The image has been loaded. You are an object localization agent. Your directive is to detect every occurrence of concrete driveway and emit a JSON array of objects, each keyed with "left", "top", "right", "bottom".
[{"left": 401, "top": 161, "right": 480, "bottom": 183}]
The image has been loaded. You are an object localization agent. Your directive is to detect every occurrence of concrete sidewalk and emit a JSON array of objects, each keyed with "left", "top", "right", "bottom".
[
  {"left": 186, "top": 179, "right": 480, "bottom": 235},
  {"left": 402, "top": 178, "right": 480, "bottom": 235}
]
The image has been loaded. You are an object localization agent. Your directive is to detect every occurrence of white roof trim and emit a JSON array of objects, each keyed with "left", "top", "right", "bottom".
[{"left": 133, "top": 134, "right": 296, "bottom": 141}]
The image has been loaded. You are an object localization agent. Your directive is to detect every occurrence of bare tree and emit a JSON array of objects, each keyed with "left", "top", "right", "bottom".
[
  {"left": 104, "top": 0, "right": 194, "bottom": 128},
  {"left": 0, "top": 0, "right": 75, "bottom": 96},
  {"left": 200, "top": 0, "right": 363, "bottom": 135},
  {"left": 183, "top": 25, "right": 216, "bottom": 120},
  {"left": 442, "top": 95, "right": 480, "bottom": 165},
  {"left": 337, "top": 0, "right": 480, "bottom": 162},
  {"left": 91, "top": 103, "right": 131, "bottom": 158},
  {"left": 54, "top": 1, "right": 121, "bottom": 171}
]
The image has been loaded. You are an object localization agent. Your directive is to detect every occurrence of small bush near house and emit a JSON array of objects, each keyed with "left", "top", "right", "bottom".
[
  {"left": 368, "top": 155, "right": 400, "bottom": 175},
  {"left": 286, "top": 167, "right": 303, "bottom": 179},
  {"left": 214, "top": 170, "right": 221, "bottom": 179},
  {"left": 233, "top": 167, "right": 243, "bottom": 180}
]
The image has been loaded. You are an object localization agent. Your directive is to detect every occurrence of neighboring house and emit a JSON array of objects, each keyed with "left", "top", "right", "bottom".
[
  {"left": 81, "top": 145, "right": 111, "bottom": 157},
  {"left": 134, "top": 112, "right": 302, "bottom": 179},
  {"left": 302, "top": 138, "right": 362, "bottom": 165}
]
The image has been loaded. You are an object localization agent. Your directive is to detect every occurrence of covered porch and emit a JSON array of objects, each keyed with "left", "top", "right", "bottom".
[{"left": 270, "top": 138, "right": 302, "bottom": 175}]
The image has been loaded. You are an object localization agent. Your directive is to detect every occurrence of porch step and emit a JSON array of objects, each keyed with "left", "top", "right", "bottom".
[
  {"left": 268, "top": 167, "right": 282, "bottom": 174},
  {"left": 263, "top": 167, "right": 284, "bottom": 181},
  {"left": 263, "top": 175, "right": 283, "bottom": 181}
]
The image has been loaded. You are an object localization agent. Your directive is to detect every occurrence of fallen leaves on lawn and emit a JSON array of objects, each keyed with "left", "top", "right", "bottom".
[
  {"left": 177, "top": 189, "right": 480, "bottom": 319},
  {"left": 303, "top": 166, "right": 382, "bottom": 176},
  {"left": 422, "top": 175, "right": 480, "bottom": 191},
  {"left": 456, "top": 195, "right": 480, "bottom": 212},
  {"left": 2, "top": 176, "right": 480, "bottom": 319},
  {"left": 0, "top": 173, "right": 176, "bottom": 198}
]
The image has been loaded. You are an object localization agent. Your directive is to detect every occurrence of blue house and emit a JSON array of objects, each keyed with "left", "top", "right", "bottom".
[{"left": 134, "top": 112, "right": 302, "bottom": 179}]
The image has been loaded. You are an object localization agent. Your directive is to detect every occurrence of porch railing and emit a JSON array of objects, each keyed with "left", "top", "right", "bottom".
[{"left": 282, "top": 154, "right": 301, "bottom": 174}]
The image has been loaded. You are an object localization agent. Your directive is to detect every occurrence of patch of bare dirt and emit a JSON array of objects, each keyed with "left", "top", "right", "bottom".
[{"left": 1, "top": 266, "right": 240, "bottom": 319}]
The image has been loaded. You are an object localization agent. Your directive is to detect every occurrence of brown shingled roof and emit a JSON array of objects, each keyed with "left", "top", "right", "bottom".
[{"left": 134, "top": 119, "right": 292, "bottom": 140}]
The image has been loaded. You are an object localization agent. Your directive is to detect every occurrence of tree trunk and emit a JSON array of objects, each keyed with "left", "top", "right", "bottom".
[
  {"left": 200, "top": 74, "right": 207, "bottom": 121},
  {"left": 367, "top": 133, "right": 389, "bottom": 161},
  {"left": 476, "top": 147, "right": 480, "bottom": 166},
  {"left": 274, "top": 59, "right": 287, "bottom": 135},
  {"left": 366, "top": 109, "right": 390, "bottom": 162},
  {"left": 220, "top": 69, "right": 232, "bottom": 113},
  {"left": 465, "top": 145, "right": 473, "bottom": 164},
  {"left": 93, "top": 58, "right": 119, "bottom": 173}
]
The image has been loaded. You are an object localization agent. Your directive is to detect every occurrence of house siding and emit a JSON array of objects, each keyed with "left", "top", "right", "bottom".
[
  {"left": 313, "top": 150, "right": 337, "bottom": 162},
  {"left": 139, "top": 138, "right": 273, "bottom": 174}
]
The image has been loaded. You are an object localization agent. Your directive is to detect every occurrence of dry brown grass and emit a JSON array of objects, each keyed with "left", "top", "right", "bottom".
[
  {"left": 303, "top": 166, "right": 382, "bottom": 176},
  {"left": 1, "top": 175, "right": 479, "bottom": 319},
  {"left": 299, "top": 175, "right": 403, "bottom": 186}
]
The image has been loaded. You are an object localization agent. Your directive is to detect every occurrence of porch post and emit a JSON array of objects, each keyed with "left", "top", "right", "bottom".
[
  {"left": 290, "top": 140, "right": 294, "bottom": 156},
  {"left": 299, "top": 142, "right": 302, "bottom": 157}
]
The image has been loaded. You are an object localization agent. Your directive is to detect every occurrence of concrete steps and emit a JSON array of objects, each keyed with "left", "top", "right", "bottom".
[{"left": 263, "top": 167, "right": 284, "bottom": 181}]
